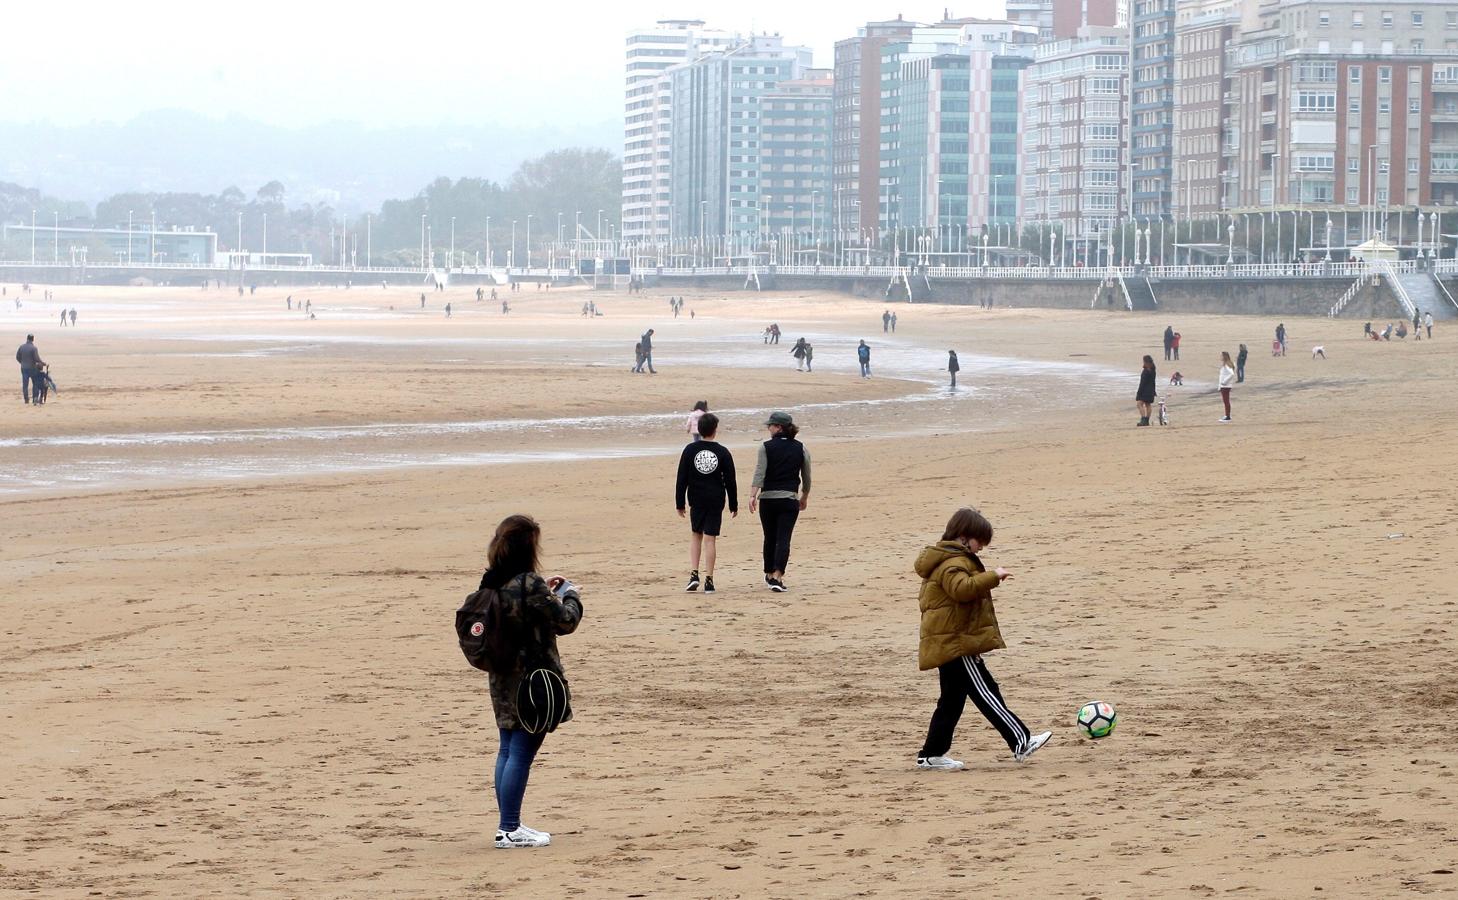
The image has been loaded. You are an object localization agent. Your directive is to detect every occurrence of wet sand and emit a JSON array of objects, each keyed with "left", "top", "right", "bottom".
[{"left": 2, "top": 284, "right": 1457, "bottom": 897}]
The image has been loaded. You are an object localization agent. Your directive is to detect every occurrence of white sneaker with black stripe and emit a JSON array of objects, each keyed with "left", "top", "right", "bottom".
[
  {"left": 495, "top": 827, "right": 551, "bottom": 848},
  {"left": 1014, "top": 731, "right": 1053, "bottom": 762},
  {"left": 685, "top": 571, "right": 700, "bottom": 592},
  {"left": 916, "top": 755, "right": 965, "bottom": 771}
]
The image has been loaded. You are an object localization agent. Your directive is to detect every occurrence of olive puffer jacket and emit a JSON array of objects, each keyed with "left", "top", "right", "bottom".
[{"left": 915, "top": 541, "right": 1007, "bottom": 670}]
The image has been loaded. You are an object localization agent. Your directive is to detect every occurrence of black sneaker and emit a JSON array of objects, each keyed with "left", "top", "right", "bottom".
[
  {"left": 769, "top": 578, "right": 787, "bottom": 593},
  {"left": 703, "top": 576, "right": 716, "bottom": 594},
  {"left": 764, "top": 574, "right": 774, "bottom": 589},
  {"left": 685, "top": 571, "right": 700, "bottom": 592}
]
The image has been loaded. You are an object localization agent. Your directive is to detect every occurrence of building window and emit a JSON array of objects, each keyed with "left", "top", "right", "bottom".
[
  {"left": 1347, "top": 186, "right": 1360, "bottom": 204},
  {"left": 1377, "top": 188, "right": 1388, "bottom": 203},
  {"left": 1411, "top": 40, "right": 1424, "bottom": 51},
  {"left": 1410, "top": 97, "right": 1421, "bottom": 113},
  {"left": 1296, "top": 153, "right": 1335, "bottom": 172},
  {"left": 1379, "top": 97, "right": 1391, "bottom": 113},
  {"left": 1408, "top": 158, "right": 1419, "bottom": 173},
  {"left": 1349, "top": 95, "right": 1361, "bottom": 113},
  {"left": 1379, "top": 66, "right": 1391, "bottom": 83},
  {"left": 1348, "top": 158, "right": 1360, "bottom": 173},
  {"left": 1381, "top": 11, "right": 1393, "bottom": 28},
  {"left": 1379, "top": 158, "right": 1390, "bottom": 173},
  {"left": 1295, "top": 90, "right": 1337, "bottom": 112},
  {"left": 1449, "top": 10, "right": 1458, "bottom": 27},
  {"left": 1413, "top": 11, "right": 1424, "bottom": 26},
  {"left": 1352, "top": 11, "right": 1363, "bottom": 27},
  {"left": 1319, "top": 10, "right": 1330, "bottom": 26},
  {"left": 1349, "top": 66, "right": 1361, "bottom": 84}
]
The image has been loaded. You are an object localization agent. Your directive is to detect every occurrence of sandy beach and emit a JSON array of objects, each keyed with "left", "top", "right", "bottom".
[{"left": 2, "top": 282, "right": 1456, "bottom": 897}]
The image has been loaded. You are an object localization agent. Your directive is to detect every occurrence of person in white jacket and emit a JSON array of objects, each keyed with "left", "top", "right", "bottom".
[{"left": 1218, "top": 351, "right": 1236, "bottom": 423}]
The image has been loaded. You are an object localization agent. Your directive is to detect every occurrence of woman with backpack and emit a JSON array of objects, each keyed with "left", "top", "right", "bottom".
[{"left": 464, "top": 514, "right": 583, "bottom": 849}]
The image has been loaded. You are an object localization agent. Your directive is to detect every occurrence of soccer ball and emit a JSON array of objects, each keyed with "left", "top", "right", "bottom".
[{"left": 1076, "top": 701, "right": 1117, "bottom": 739}]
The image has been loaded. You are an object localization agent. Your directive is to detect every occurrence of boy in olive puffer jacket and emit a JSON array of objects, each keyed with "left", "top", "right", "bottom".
[{"left": 913, "top": 507, "right": 1051, "bottom": 770}]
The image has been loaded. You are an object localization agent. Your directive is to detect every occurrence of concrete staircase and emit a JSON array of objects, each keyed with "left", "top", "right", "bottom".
[
  {"left": 1121, "top": 274, "right": 1159, "bottom": 311},
  {"left": 1426, "top": 273, "right": 1458, "bottom": 319},
  {"left": 1395, "top": 271, "right": 1445, "bottom": 319}
]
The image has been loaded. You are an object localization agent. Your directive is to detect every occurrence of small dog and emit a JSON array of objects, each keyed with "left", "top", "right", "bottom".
[
  {"left": 1157, "top": 396, "right": 1169, "bottom": 426},
  {"left": 1169, "top": 371, "right": 1184, "bottom": 386}
]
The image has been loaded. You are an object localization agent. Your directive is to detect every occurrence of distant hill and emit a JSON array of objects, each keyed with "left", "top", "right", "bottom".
[{"left": 0, "top": 110, "right": 620, "bottom": 212}]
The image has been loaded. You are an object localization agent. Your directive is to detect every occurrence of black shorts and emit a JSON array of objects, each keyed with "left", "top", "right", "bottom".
[{"left": 689, "top": 502, "right": 726, "bottom": 536}]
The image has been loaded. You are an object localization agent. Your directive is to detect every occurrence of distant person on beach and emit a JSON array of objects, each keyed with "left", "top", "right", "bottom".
[
  {"left": 59, "top": 310, "right": 66, "bottom": 327},
  {"left": 420, "top": 293, "right": 426, "bottom": 309},
  {"left": 803, "top": 342, "right": 814, "bottom": 372},
  {"left": 883, "top": 309, "right": 891, "bottom": 333},
  {"left": 749, "top": 411, "right": 810, "bottom": 593},
  {"left": 68, "top": 309, "right": 76, "bottom": 326},
  {"left": 1236, "top": 343, "right": 1248, "bottom": 383},
  {"left": 470, "top": 514, "right": 582, "bottom": 849},
  {"left": 770, "top": 324, "right": 781, "bottom": 344},
  {"left": 1136, "top": 355, "right": 1157, "bottom": 426},
  {"left": 1425, "top": 311, "right": 1433, "bottom": 339},
  {"left": 791, "top": 338, "right": 808, "bottom": 371},
  {"left": 1171, "top": 331, "right": 1181, "bottom": 361},
  {"left": 15, "top": 334, "right": 44, "bottom": 405},
  {"left": 445, "top": 303, "right": 452, "bottom": 318},
  {"left": 1219, "top": 351, "right": 1236, "bottom": 423},
  {"left": 1163, "top": 325, "right": 1175, "bottom": 361},
  {"left": 686, "top": 400, "right": 708, "bottom": 440},
  {"left": 1396, "top": 322, "right": 1408, "bottom": 339},
  {"left": 632, "top": 341, "right": 645, "bottom": 373},
  {"left": 675, "top": 412, "right": 738, "bottom": 596},
  {"left": 1364, "top": 322, "right": 1372, "bottom": 338},
  {"left": 637, "top": 329, "right": 656, "bottom": 374},
  {"left": 858, "top": 340, "right": 871, "bottom": 378},
  {"left": 948, "top": 350, "right": 960, "bottom": 388},
  {"left": 1275, "top": 323, "right": 1287, "bottom": 356},
  {"left": 1381, "top": 323, "right": 1394, "bottom": 341},
  {"left": 913, "top": 506, "right": 1051, "bottom": 771},
  {"left": 287, "top": 296, "right": 293, "bottom": 310},
  {"left": 502, "top": 300, "right": 509, "bottom": 315},
  {"left": 890, "top": 313, "right": 898, "bottom": 333}
]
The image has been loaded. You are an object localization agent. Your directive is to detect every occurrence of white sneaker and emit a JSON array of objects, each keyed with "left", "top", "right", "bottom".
[
  {"left": 517, "top": 824, "right": 550, "bottom": 840},
  {"left": 916, "top": 755, "right": 965, "bottom": 771},
  {"left": 495, "top": 827, "right": 551, "bottom": 848},
  {"left": 1219, "top": 416, "right": 1232, "bottom": 423},
  {"left": 1014, "top": 731, "right": 1053, "bottom": 762}
]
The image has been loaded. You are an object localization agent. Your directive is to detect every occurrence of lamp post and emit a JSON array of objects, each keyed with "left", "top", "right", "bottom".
[
  {"left": 812, "top": 189, "right": 820, "bottom": 264},
  {"left": 53, "top": 211, "right": 58, "bottom": 263},
  {"left": 525, "top": 215, "right": 533, "bottom": 270},
  {"left": 511, "top": 220, "right": 517, "bottom": 270},
  {"left": 127, "top": 209, "right": 133, "bottom": 265},
  {"left": 1325, "top": 216, "right": 1333, "bottom": 262},
  {"left": 450, "top": 217, "right": 456, "bottom": 270},
  {"left": 1227, "top": 220, "right": 1235, "bottom": 265},
  {"left": 262, "top": 213, "right": 268, "bottom": 263},
  {"left": 367, "top": 214, "right": 372, "bottom": 268},
  {"left": 420, "top": 214, "right": 427, "bottom": 271},
  {"left": 150, "top": 211, "right": 156, "bottom": 264},
  {"left": 485, "top": 216, "right": 492, "bottom": 267},
  {"left": 1367, "top": 143, "right": 1378, "bottom": 239},
  {"left": 699, "top": 200, "right": 707, "bottom": 265},
  {"left": 236, "top": 211, "right": 243, "bottom": 256},
  {"left": 1432, "top": 211, "right": 1441, "bottom": 259}
]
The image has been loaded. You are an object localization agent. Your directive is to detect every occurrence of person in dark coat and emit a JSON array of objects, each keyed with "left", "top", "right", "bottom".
[
  {"left": 1163, "top": 326, "right": 1175, "bottom": 361},
  {"left": 1236, "top": 343, "right": 1248, "bottom": 383},
  {"left": 948, "top": 350, "right": 960, "bottom": 389},
  {"left": 476, "top": 514, "right": 583, "bottom": 849},
  {"left": 1135, "top": 354, "right": 1157, "bottom": 426}
]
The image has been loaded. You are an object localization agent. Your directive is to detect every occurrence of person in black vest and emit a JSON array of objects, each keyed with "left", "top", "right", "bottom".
[{"left": 748, "top": 411, "right": 811, "bottom": 592}]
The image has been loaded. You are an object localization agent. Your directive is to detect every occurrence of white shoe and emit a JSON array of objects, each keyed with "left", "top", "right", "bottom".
[
  {"left": 916, "top": 755, "right": 965, "bottom": 771},
  {"left": 1014, "top": 731, "right": 1053, "bottom": 762},
  {"left": 495, "top": 827, "right": 551, "bottom": 848},
  {"left": 1219, "top": 416, "right": 1232, "bottom": 423},
  {"left": 517, "top": 824, "right": 550, "bottom": 840}
]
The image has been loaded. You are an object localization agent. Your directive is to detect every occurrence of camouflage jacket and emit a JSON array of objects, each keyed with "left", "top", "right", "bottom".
[{"left": 483, "top": 571, "right": 583, "bottom": 730}]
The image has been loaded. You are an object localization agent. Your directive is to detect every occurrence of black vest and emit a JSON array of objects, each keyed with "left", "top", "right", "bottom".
[{"left": 761, "top": 436, "right": 804, "bottom": 493}]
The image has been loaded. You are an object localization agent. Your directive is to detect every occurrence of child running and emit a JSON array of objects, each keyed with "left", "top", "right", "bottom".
[
  {"left": 675, "top": 413, "right": 737, "bottom": 594},
  {"left": 914, "top": 507, "right": 1051, "bottom": 770}
]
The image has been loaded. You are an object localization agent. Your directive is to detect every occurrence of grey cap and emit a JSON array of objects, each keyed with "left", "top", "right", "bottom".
[{"left": 764, "top": 411, "right": 794, "bottom": 426}]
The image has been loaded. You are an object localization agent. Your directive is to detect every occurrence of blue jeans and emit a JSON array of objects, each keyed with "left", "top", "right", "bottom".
[
  {"left": 494, "top": 727, "right": 546, "bottom": 832},
  {"left": 20, "top": 368, "right": 37, "bottom": 403}
]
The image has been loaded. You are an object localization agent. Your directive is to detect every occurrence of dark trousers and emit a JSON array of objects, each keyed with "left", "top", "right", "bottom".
[
  {"left": 494, "top": 727, "right": 546, "bottom": 832},
  {"left": 20, "top": 368, "right": 37, "bottom": 403},
  {"left": 1163, "top": 346, "right": 1171, "bottom": 361},
  {"left": 1220, "top": 387, "right": 1232, "bottom": 417},
  {"left": 1236, "top": 360, "right": 1245, "bottom": 383},
  {"left": 920, "top": 655, "right": 1031, "bottom": 757},
  {"left": 758, "top": 497, "right": 800, "bottom": 574}
]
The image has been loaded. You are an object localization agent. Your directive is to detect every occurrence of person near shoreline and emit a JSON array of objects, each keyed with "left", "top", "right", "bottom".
[
  {"left": 1163, "top": 325, "right": 1175, "bottom": 361},
  {"left": 1236, "top": 343, "right": 1248, "bottom": 383},
  {"left": 791, "top": 338, "right": 808, "bottom": 371},
  {"left": 686, "top": 400, "right": 708, "bottom": 441},
  {"left": 68, "top": 309, "right": 76, "bottom": 326},
  {"left": 632, "top": 341, "right": 645, "bottom": 373},
  {"left": 16, "top": 334, "right": 44, "bottom": 405},
  {"left": 675, "top": 413, "right": 738, "bottom": 595},
  {"left": 948, "top": 350, "right": 960, "bottom": 389},
  {"left": 474, "top": 515, "right": 582, "bottom": 849},
  {"left": 1136, "top": 355, "right": 1157, "bottom": 426},
  {"left": 445, "top": 303, "right": 452, "bottom": 318},
  {"left": 803, "top": 342, "right": 814, "bottom": 372},
  {"left": 883, "top": 309, "right": 891, "bottom": 333},
  {"left": 890, "top": 313, "right": 897, "bottom": 333},
  {"left": 636, "top": 329, "right": 657, "bottom": 374},
  {"left": 1171, "top": 331, "right": 1181, "bottom": 361},
  {"left": 770, "top": 324, "right": 781, "bottom": 344},
  {"left": 1275, "top": 323, "right": 1287, "bottom": 356},
  {"left": 59, "top": 310, "right": 67, "bottom": 327},
  {"left": 749, "top": 411, "right": 810, "bottom": 593},
  {"left": 913, "top": 507, "right": 1052, "bottom": 770},
  {"left": 1425, "top": 311, "right": 1434, "bottom": 339},
  {"left": 857, "top": 340, "right": 871, "bottom": 378},
  {"left": 1219, "top": 351, "right": 1236, "bottom": 423}
]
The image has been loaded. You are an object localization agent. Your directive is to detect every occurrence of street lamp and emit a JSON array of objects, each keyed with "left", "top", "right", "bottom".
[
  {"left": 127, "top": 209, "right": 133, "bottom": 265},
  {"left": 526, "top": 215, "right": 533, "bottom": 269},
  {"left": 53, "top": 211, "right": 58, "bottom": 263},
  {"left": 420, "top": 214, "right": 427, "bottom": 271},
  {"left": 262, "top": 213, "right": 268, "bottom": 263},
  {"left": 450, "top": 217, "right": 456, "bottom": 270},
  {"left": 1227, "top": 220, "right": 1235, "bottom": 265},
  {"left": 511, "top": 219, "right": 517, "bottom": 270},
  {"left": 236, "top": 211, "right": 243, "bottom": 256},
  {"left": 485, "top": 216, "right": 492, "bottom": 267}
]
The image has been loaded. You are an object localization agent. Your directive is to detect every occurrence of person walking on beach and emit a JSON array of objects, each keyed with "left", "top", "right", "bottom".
[
  {"left": 791, "top": 337, "right": 808, "bottom": 371},
  {"left": 1163, "top": 325, "right": 1175, "bottom": 361},
  {"left": 890, "top": 313, "right": 897, "bottom": 333},
  {"left": 686, "top": 400, "right": 708, "bottom": 441},
  {"left": 1236, "top": 343, "right": 1248, "bottom": 383},
  {"left": 749, "top": 411, "right": 810, "bottom": 593},
  {"left": 632, "top": 341, "right": 645, "bottom": 373},
  {"left": 638, "top": 329, "right": 657, "bottom": 374},
  {"left": 948, "top": 350, "right": 960, "bottom": 389},
  {"left": 1275, "top": 323, "right": 1287, "bottom": 356},
  {"left": 857, "top": 340, "right": 871, "bottom": 378},
  {"left": 1171, "top": 331, "right": 1181, "bottom": 361},
  {"left": 1425, "top": 311, "right": 1434, "bottom": 339},
  {"left": 16, "top": 334, "right": 44, "bottom": 404},
  {"left": 1218, "top": 351, "right": 1236, "bottom": 423},
  {"left": 913, "top": 507, "right": 1052, "bottom": 770},
  {"left": 803, "top": 341, "right": 814, "bottom": 372},
  {"left": 68, "top": 308, "right": 76, "bottom": 326},
  {"left": 770, "top": 324, "right": 781, "bottom": 344},
  {"left": 883, "top": 309, "right": 891, "bottom": 333},
  {"left": 676, "top": 413, "right": 737, "bottom": 595},
  {"left": 468, "top": 515, "right": 583, "bottom": 849},
  {"left": 420, "top": 293, "right": 427, "bottom": 309},
  {"left": 59, "top": 310, "right": 67, "bottom": 327},
  {"left": 1135, "top": 355, "right": 1157, "bottom": 426}
]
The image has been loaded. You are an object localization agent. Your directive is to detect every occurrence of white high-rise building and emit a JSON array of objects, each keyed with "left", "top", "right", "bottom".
[{"left": 622, "top": 20, "right": 736, "bottom": 243}]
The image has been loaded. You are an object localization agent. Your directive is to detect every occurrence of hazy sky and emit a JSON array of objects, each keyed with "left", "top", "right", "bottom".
[{"left": 1, "top": 0, "right": 1001, "bottom": 130}]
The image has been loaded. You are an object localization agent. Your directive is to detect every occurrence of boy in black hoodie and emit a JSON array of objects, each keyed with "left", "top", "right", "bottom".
[{"left": 675, "top": 413, "right": 737, "bottom": 594}]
